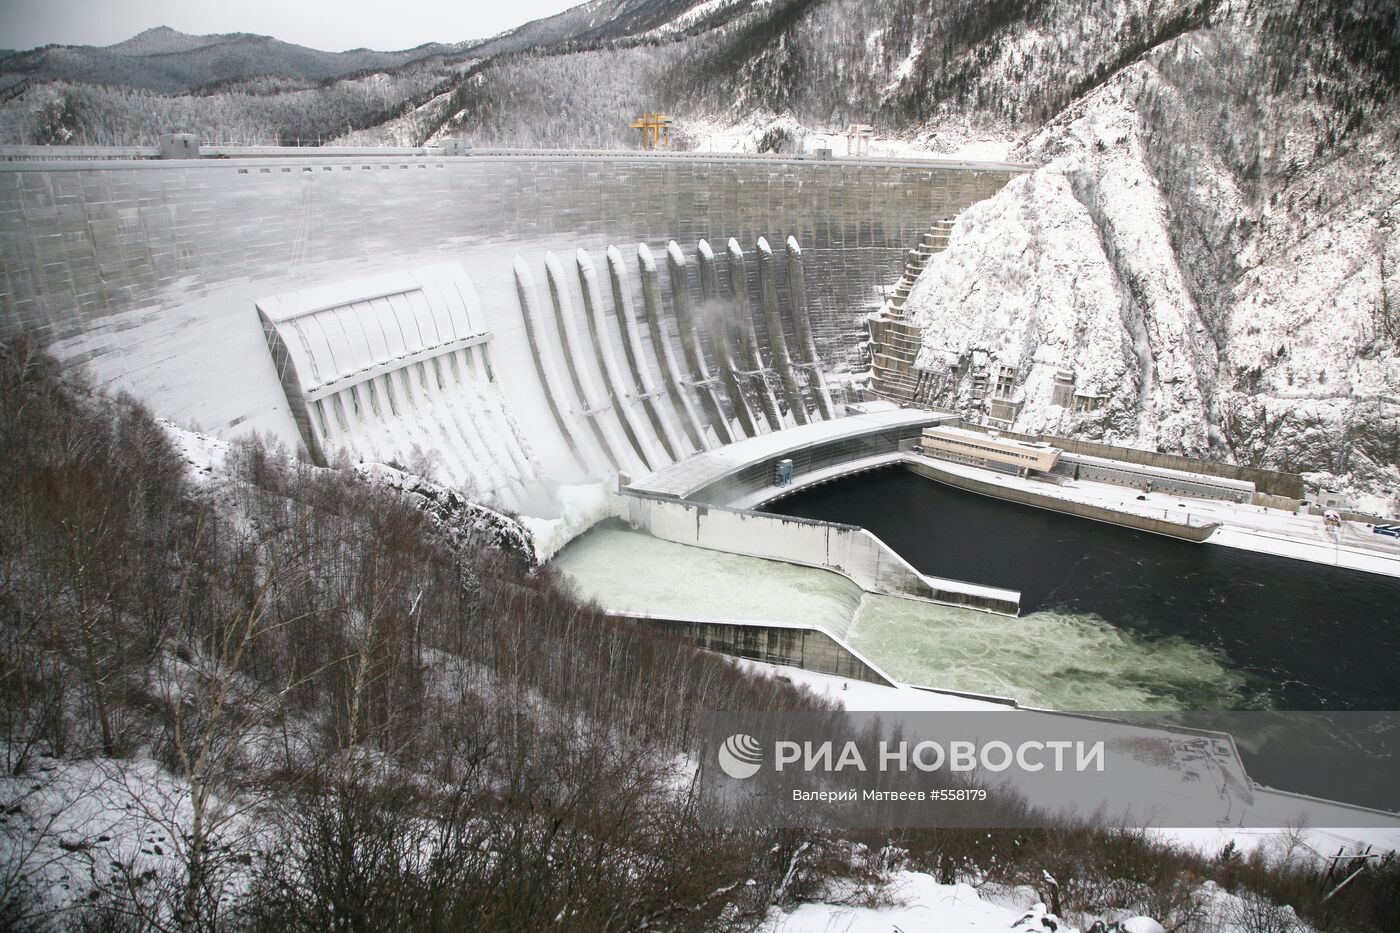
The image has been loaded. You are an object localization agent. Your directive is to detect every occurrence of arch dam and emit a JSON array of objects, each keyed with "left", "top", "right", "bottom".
[{"left": 0, "top": 147, "right": 1028, "bottom": 514}]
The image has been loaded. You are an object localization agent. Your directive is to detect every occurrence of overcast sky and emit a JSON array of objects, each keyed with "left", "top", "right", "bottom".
[{"left": 0, "top": 0, "right": 581, "bottom": 53}]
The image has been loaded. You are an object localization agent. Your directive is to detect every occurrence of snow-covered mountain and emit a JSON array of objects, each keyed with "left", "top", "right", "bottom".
[
  {"left": 903, "top": 1, "right": 1399, "bottom": 500},
  {"left": 0, "top": 26, "right": 465, "bottom": 94}
]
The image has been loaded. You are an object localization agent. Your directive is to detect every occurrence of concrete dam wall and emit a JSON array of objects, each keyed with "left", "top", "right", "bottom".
[
  {"left": 0, "top": 151, "right": 1022, "bottom": 509},
  {"left": 622, "top": 490, "right": 1021, "bottom": 615}
]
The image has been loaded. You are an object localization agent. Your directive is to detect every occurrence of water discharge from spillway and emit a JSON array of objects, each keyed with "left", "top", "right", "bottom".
[
  {"left": 553, "top": 522, "right": 863, "bottom": 638},
  {"left": 552, "top": 521, "right": 1248, "bottom": 711},
  {"left": 848, "top": 596, "right": 1247, "bottom": 711}
]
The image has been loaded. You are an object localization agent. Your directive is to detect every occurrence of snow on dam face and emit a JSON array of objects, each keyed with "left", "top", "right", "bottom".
[{"left": 0, "top": 152, "right": 1023, "bottom": 511}]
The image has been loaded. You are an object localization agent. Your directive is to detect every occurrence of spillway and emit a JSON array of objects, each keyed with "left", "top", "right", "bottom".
[
  {"left": 847, "top": 597, "right": 1246, "bottom": 710},
  {"left": 773, "top": 467, "right": 1400, "bottom": 711}
]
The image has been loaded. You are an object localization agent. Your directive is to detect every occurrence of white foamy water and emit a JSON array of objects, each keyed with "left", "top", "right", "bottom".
[
  {"left": 552, "top": 522, "right": 862, "bottom": 636},
  {"left": 553, "top": 523, "right": 1247, "bottom": 710},
  {"left": 848, "top": 597, "right": 1247, "bottom": 711}
]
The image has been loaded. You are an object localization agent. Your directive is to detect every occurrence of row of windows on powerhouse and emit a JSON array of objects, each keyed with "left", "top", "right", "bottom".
[{"left": 923, "top": 434, "right": 1052, "bottom": 463}]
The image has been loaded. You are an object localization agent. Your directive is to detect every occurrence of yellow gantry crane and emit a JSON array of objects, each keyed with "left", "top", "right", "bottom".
[{"left": 629, "top": 113, "right": 674, "bottom": 150}]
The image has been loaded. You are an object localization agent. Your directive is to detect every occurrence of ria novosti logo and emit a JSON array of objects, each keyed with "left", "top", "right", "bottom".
[
  {"left": 715, "top": 733, "right": 1107, "bottom": 780},
  {"left": 717, "top": 733, "right": 764, "bottom": 779}
]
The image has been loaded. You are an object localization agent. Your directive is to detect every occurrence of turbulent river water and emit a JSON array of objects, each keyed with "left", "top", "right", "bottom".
[
  {"left": 551, "top": 467, "right": 1400, "bottom": 711},
  {"left": 769, "top": 467, "right": 1400, "bottom": 711}
]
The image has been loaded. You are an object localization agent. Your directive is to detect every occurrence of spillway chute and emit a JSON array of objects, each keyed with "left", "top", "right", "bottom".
[{"left": 257, "top": 262, "right": 537, "bottom": 505}]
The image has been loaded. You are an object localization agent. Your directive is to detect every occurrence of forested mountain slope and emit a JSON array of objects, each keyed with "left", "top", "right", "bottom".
[
  {"left": 0, "top": 26, "right": 463, "bottom": 94},
  {"left": 0, "top": 338, "right": 835, "bottom": 928},
  {"left": 3, "top": 0, "right": 1208, "bottom": 148},
  {"left": 0, "top": 25, "right": 477, "bottom": 145}
]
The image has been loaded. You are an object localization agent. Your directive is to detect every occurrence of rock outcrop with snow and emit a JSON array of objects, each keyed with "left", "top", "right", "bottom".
[{"left": 905, "top": 5, "right": 1400, "bottom": 500}]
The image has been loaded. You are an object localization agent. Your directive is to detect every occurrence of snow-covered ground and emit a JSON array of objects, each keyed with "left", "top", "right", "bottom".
[
  {"left": 758, "top": 869, "right": 1331, "bottom": 933},
  {"left": 6, "top": 741, "right": 1368, "bottom": 933},
  {"left": 1, "top": 751, "right": 267, "bottom": 928},
  {"left": 161, "top": 420, "right": 541, "bottom": 564},
  {"left": 679, "top": 114, "right": 1017, "bottom": 162},
  {"left": 760, "top": 874, "right": 1077, "bottom": 933}
]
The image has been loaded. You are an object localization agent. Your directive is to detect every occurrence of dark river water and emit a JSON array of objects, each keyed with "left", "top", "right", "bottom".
[{"left": 767, "top": 467, "right": 1400, "bottom": 712}]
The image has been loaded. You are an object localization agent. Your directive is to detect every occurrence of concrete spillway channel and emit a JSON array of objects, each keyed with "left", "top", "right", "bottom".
[
  {"left": 401, "top": 357, "right": 498, "bottom": 496},
  {"left": 725, "top": 238, "right": 786, "bottom": 432},
  {"left": 436, "top": 353, "right": 534, "bottom": 498},
  {"left": 417, "top": 268, "right": 537, "bottom": 490},
  {"left": 545, "top": 252, "right": 648, "bottom": 476},
  {"left": 755, "top": 237, "right": 811, "bottom": 425},
  {"left": 513, "top": 256, "right": 606, "bottom": 475},
  {"left": 258, "top": 262, "right": 537, "bottom": 503},
  {"left": 784, "top": 237, "right": 837, "bottom": 421},
  {"left": 696, "top": 239, "right": 760, "bottom": 439},
  {"left": 605, "top": 246, "right": 689, "bottom": 463},
  {"left": 666, "top": 241, "right": 736, "bottom": 445},
  {"left": 638, "top": 244, "right": 713, "bottom": 452},
  {"left": 575, "top": 249, "right": 667, "bottom": 473}
]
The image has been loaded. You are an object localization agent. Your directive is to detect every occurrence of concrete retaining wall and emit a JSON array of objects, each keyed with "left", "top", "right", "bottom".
[
  {"left": 1056, "top": 453, "right": 1254, "bottom": 503},
  {"left": 1252, "top": 492, "right": 1302, "bottom": 511},
  {"left": 1307, "top": 504, "right": 1388, "bottom": 524},
  {"left": 612, "top": 611, "right": 893, "bottom": 685},
  {"left": 902, "top": 459, "right": 1220, "bottom": 543},
  {"left": 622, "top": 490, "right": 1020, "bottom": 614}
]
